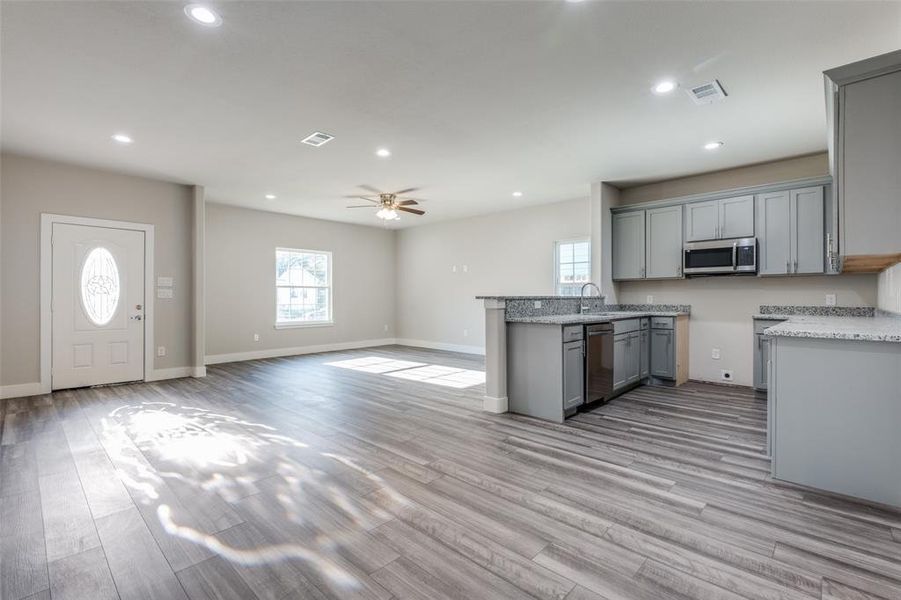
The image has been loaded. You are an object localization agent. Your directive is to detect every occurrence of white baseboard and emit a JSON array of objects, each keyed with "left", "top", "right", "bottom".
[
  {"left": 205, "top": 338, "right": 397, "bottom": 365},
  {"left": 394, "top": 338, "right": 485, "bottom": 356},
  {"left": 147, "top": 367, "right": 194, "bottom": 381},
  {"left": 191, "top": 366, "right": 207, "bottom": 378},
  {"left": 482, "top": 395, "right": 509, "bottom": 413},
  {"left": 0, "top": 382, "right": 46, "bottom": 400}
]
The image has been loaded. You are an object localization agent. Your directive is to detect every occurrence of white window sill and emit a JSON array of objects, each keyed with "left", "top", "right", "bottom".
[{"left": 274, "top": 321, "right": 335, "bottom": 330}]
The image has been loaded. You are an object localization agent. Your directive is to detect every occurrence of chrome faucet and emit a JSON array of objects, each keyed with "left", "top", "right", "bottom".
[{"left": 579, "top": 282, "right": 601, "bottom": 314}]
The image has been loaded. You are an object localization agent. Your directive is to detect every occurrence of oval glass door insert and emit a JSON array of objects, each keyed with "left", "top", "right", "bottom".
[{"left": 81, "top": 247, "right": 120, "bottom": 325}]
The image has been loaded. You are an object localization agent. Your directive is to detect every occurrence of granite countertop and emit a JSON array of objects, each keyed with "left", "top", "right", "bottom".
[
  {"left": 506, "top": 311, "right": 688, "bottom": 325},
  {"left": 752, "top": 314, "right": 792, "bottom": 321},
  {"left": 763, "top": 315, "right": 901, "bottom": 343}
]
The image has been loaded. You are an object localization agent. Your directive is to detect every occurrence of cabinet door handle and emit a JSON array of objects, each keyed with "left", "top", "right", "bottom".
[
  {"left": 786, "top": 260, "right": 790, "bottom": 273},
  {"left": 793, "top": 259, "right": 798, "bottom": 273}
]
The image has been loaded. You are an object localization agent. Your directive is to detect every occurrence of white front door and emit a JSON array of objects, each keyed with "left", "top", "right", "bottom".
[{"left": 52, "top": 223, "right": 145, "bottom": 390}]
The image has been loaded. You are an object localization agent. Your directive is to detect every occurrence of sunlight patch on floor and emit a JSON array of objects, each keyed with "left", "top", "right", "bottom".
[{"left": 324, "top": 356, "right": 485, "bottom": 388}]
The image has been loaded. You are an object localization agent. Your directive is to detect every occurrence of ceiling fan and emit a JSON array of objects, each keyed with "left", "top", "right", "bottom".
[{"left": 345, "top": 185, "right": 426, "bottom": 221}]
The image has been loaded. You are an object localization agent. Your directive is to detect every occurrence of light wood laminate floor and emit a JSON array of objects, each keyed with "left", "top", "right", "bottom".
[{"left": 2, "top": 346, "right": 900, "bottom": 600}]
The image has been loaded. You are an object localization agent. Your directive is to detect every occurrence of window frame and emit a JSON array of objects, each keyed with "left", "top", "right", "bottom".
[
  {"left": 274, "top": 247, "right": 334, "bottom": 329},
  {"left": 554, "top": 238, "right": 591, "bottom": 296}
]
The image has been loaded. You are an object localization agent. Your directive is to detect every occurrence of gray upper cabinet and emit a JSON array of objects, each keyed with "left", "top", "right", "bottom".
[
  {"left": 612, "top": 211, "right": 645, "bottom": 280},
  {"left": 825, "top": 51, "right": 901, "bottom": 266},
  {"left": 791, "top": 187, "right": 825, "bottom": 274},
  {"left": 756, "top": 190, "right": 792, "bottom": 275},
  {"left": 645, "top": 206, "right": 683, "bottom": 278},
  {"left": 685, "top": 195, "right": 754, "bottom": 241},
  {"left": 684, "top": 200, "right": 719, "bottom": 241},
  {"left": 719, "top": 195, "right": 755, "bottom": 239},
  {"left": 757, "top": 186, "right": 824, "bottom": 275}
]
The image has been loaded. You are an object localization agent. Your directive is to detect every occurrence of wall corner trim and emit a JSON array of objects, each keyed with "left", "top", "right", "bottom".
[
  {"left": 482, "top": 395, "right": 509, "bottom": 413},
  {"left": 0, "top": 382, "right": 46, "bottom": 400}
]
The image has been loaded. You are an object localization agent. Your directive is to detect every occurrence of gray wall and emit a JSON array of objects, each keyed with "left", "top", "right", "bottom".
[
  {"left": 204, "top": 203, "right": 396, "bottom": 360},
  {"left": 395, "top": 198, "right": 589, "bottom": 352},
  {"left": 619, "top": 152, "right": 828, "bottom": 205},
  {"left": 0, "top": 153, "right": 194, "bottom": 386}
]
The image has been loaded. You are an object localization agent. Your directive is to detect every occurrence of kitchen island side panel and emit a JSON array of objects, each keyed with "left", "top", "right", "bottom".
[{"left": 772, "top": 336, "right": 901, "bottom": 507}]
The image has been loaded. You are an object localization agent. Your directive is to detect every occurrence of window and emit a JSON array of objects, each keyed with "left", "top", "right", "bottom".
[
  {"left": 81, "top": 247, "right": 120, "bottom": 325},
  {"left": 275, "top": 248, "right": 332, "bottom": 327},
  {"left": 555, "top": 239, "right": 591, "bottom": 296}
]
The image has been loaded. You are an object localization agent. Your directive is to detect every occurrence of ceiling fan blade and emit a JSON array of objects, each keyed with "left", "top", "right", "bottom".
[
  {"left": 391, "top": 187, "right": 419, "bottom": 196},
  {"left": 359, "top": 184, "right": 383, "bottom": 194},
  {"left": 397, "top": 200, "right": 419, "bottom": 206},
  {"left": 395, "top": 197, "right": 427, "bottom": 202},
  {"left": 346, "top": 205, "right": 376, "bottom": 208},
  {"left": 344, "top": 195, "right": 379, "bottom": 202},
  {"left": 397, "top": 206, "right": 425, "bottom": 215}
]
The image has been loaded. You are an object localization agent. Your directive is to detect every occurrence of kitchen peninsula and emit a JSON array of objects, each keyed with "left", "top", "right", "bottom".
[
  {"left": 765, "top": 310, "right": 901, "bottom": 507},
  {"left": 477, "top": 295, "right": 690, "bottom": 421}
]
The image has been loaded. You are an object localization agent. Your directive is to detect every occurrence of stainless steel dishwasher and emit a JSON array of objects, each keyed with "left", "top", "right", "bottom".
[{"left": 584, "top": 323, "right": 614, "bottom": 404}]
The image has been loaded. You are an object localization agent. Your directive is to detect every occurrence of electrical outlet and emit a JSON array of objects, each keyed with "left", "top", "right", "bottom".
[
  {"left": 463, "top": 329, "right": 469, "bottom": 337},
  {"left": 825, "top": 293, "right": 836, "bottom": 306},
  {"left": 383, "top": 324, "right": 389, "bottom": 332},
  {"left": 253, "top": 333, "right": 260, "bottom": 342},
  {"left": 462, "top": 265, "right": 468, "bottom": 273},
  {"left": 721, "top": 369, "right": 734, "bottom": 382},
  {"left": 646, "top": 295, "right": 654, "bottom": 304},
  {"left": 533, "top": 300, "right": 542, "bottom": 309},
  {"left": 711, "top": 348, "right": 721, "bottom": 360},
  {"left": 157, "top": 346, "right": 166, "bottom": 357},
  {"left": 451, "top": 265, "right": 457, "bottom": 273}
]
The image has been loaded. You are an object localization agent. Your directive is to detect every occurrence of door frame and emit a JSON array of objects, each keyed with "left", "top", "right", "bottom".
[{"left": 40, "top": 213, "right": 155, "bottom": 394}]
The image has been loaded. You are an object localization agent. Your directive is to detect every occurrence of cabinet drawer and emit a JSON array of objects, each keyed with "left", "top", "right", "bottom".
[
  {"left": 613, "top": 319, "right": 640, "bottom": 334},
  {"left": 754, "top": 319, "right": 785, "bottom": 335},
  {"left": 562, "top": 325, "right": 584, "bottom": 342},
  {"left": 650, "top": 317, "right": 674, "bottom": 329}
]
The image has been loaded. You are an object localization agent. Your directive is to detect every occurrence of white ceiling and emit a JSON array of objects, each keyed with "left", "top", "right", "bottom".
[{"left": 2, "top": 1, "right": 899, "bottom": 228}]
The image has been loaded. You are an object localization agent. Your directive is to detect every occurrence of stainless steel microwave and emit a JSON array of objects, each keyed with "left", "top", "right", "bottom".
[{"left": 683, "top": 238, "right": 757, "bottom": 275}]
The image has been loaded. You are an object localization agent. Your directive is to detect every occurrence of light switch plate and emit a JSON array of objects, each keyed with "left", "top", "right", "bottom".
[
  {"left": 646, "top": 295, "right": 654, "bottom": 304},
  {"left": 157, "top": 346, "right": 166, "bottom": 357},
  {"left": 157, "top": 276, "right": 173, "bottom": 287},
  {"left": 157, "top": 288, "right": 173, "bottom": 299},
  {"left": 825, "top": 294, "right": 836, "bottom": 306}
]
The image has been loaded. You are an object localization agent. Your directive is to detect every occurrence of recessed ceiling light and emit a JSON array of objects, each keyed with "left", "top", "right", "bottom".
[
  {"left": 512, "top": 191, "right": 523, "bottom": 197},
  {"left": 704, "top": 141, "right": 724, "bottom": 151},
  {"left": 375, "top": 148, "right": 392, "bottom": 158},
  {"left": 111, "top": 134, "right": 133, "bottom": 144},
  {"left": 265, "top": 194, "right": 276, "bottom": 200},
  {"left": 184, "top": 4, "right": 222, "bottom": 27},
  {"left": 652, "top": 80, "right": 677, "bottom": 95}
]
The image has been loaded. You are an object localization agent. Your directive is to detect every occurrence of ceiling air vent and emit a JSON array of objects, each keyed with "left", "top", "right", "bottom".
[
  {"left": 686, "top": 80, "right": 727, "bottom": 105},
  {"left": 301, "top": 131, "right": 334, "bottom": 147}
]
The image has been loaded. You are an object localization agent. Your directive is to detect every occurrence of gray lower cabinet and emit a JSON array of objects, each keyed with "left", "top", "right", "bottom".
[
  {"left": 753, "top": 319, "right": 783, "bottom": 391},
  {"left": 650, "top": 328, "right": 675, "bottom": 379},
  {"left": 612, "top": 319, "right": 641, "bottom": 391},
  {"left": 562, "top": 340, "right": 584, "bottom": 411},
  {"left": 639, "top": 319, "right": 650, "bottom": 380},
  {"left": 507, "top": 323, "right": 583, "bottom": 423},
  {"left": 612, "top": 211, "right": 646, "bottom": 280}
]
